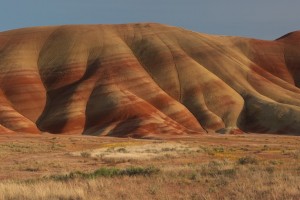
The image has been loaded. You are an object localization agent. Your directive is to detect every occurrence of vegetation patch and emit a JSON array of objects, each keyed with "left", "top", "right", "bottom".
[
  {"left": 200, "top": 161, "right": 236, "bottom": 178},
  {"left": 237, "top": 156, "right": 258, "bottom": 165},
  {"left": 49, "top": 166, "right": 160, "bottom": 181},
  {"left": 80, "top": 151, "right": 91, "bottom": 158}
]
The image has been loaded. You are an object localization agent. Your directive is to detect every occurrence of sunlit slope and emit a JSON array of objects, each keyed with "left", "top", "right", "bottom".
[{"left": 0, "top": 23, "right": 299, "bottom": 136}]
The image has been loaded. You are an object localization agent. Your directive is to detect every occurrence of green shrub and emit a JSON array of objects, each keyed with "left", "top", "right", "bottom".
[
  {"left": 93, "top": 168, "right": 121, "bottom": 177},
  {"left": 49, "top": 166, "right": 159, "bottom": 181},
  {"left": 120, "top": 166, "right": 160, "bottom": 176}
]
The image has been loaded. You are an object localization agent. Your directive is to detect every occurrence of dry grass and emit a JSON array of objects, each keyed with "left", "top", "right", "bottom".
[
  {"left": 0, "top": 134, "right": 300, "bottom": 199},
  {"left": 0, "top": 160, "right": 299, "bottom": 200}
]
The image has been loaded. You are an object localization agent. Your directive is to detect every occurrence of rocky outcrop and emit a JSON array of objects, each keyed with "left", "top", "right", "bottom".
[{"left": 0, "top": 23, "right": 299, "bottom": 137}]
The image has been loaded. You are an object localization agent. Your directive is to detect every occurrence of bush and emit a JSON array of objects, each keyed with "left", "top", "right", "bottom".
[
  {"left": 120, "top": 166, "right": 160, "bottom": 176},
  {"left": 237, "top": 156, "right": 258, "bottom": 165},
  {"left": 93, "top": 168, "right": 121, "bottom": 177}
]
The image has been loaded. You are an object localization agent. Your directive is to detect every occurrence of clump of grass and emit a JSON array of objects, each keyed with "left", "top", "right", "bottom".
[
  {"left": 201, "top": 167, "right": 236, "bottom": 178},
  {"left": 161, "top": 147, "right": 176, "bottom": 152},
  {"left": 116, "top": 147, "right": 128, "bottom": 153},
  {"left": 265, "top": 166, "right": 275, "bottom": 174},
  {"left": 25, "top": 167, "right": 40, "bottom": 172},
  {"left": 237, "top": 156, "right": 258, "bottom": 165},
  {"left": 201, "top": 147, "right": 215, "bottom": 156},
  {"left": 188, "top": 172, "right": 198, "bottom": 181},
  {"left": 80, "top": 151, "right": 91, "bottom": 158},
  {"left": 200, "top": 161, "right": 236, "bottom": 178},
  {"left": 213, "top": 147, "right": 224, "bottom": 153},
  {"left": 262, "top": 145, "right": 269, "bottom": 151},
  {"left": 240, "top": 147, "right": 249, "bottom": 151},
  {"left": 292, "top": 150, "right": 300, "bottom": 159},
  {"left": 49, "top": 166, "right": 160, "bottom": 181},
  {"left": 121, "top": 167, "right": 160, "bottom": 176}
]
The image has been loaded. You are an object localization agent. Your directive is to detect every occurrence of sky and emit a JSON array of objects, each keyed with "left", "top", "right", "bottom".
[{"left": 0, "top": 0, "right": 300, "bottom": 40}]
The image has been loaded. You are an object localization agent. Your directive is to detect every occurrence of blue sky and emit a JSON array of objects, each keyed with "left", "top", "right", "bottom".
[{"left": 1, "top": 0, "right": 299, "bottom": 40}]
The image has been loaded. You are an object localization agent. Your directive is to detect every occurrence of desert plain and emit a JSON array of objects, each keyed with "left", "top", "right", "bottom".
[{"left": 0, "top": 133, "right": 299, "bottom": 199}]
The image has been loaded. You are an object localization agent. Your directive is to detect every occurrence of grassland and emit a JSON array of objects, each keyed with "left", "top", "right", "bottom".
[{"left": 0, "top": 133, "right": 299, "bottom": 200}]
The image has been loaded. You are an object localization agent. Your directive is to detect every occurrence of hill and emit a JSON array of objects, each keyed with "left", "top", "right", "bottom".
[{"left": 0, "top": 23, "right": 300, "bottom": 137}]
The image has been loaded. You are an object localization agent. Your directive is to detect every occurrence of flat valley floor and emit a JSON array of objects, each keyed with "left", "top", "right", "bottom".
[{"left": 0, "top": 133, "right": 299, "bottom": 200}]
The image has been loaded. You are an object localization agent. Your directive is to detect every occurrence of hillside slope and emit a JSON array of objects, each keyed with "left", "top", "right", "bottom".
[{"left": 0, "top": 23, "right": 299, "bottom": 137}]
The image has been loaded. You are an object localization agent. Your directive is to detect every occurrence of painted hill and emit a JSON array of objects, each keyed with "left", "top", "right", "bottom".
[{"left": 0, "top": 23, "right": 299, "bottom": 137}]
